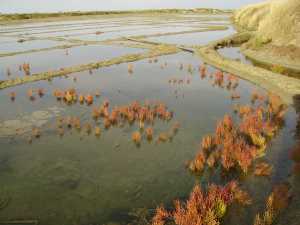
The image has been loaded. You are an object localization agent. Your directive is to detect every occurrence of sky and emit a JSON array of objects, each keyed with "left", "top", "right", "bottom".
[{"left": 0, "top": 0, "right": 266, "bottom": 14}]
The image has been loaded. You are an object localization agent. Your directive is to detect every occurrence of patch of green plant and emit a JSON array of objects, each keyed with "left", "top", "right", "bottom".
[
  {"left": 250, "top": 36, "right": 272, "bottom": 49},
  {"left": 271, "top": 64, "right": 285, "bottom": 74}
]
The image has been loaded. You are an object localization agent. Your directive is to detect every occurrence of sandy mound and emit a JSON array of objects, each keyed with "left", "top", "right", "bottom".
[{"left": 234, "top": 0, "right": 300, "bottom": 47}]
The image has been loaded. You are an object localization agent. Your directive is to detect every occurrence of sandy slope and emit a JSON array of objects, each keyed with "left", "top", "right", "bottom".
[{"left": 234, "top": 0, "right": 300, "bottom": 46}]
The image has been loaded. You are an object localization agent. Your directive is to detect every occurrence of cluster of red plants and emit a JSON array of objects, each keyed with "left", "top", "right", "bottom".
[
  {"left": 254, "top": 183, "right": 291, "bottom": 225},
  {"left": 9, "top": 88, "right": 44, "bottom": 102},
  {"left": 188, "top": 93, "right": 286, "bottom": 175},
  {"left": 10, "top": 88, "right": 96, "bottom": 103},
  {"left": 52, "top": 88, "right": 100, "bottom": 105},
  {"left": 89, "top": 100, "right": 179, "bottom": 145},
  {"left": 210, "top": 70, "right": 239, "bottom": 91},
  {"left": 26, "top": 98, "right": 179, "bottom": 145},
  {"left": 22, "top": 63, "right": 31, "bottom": 76},
  {"left": 6, "top": 63, "right": 30, "bottom": 77},
  {"left": 198, "top": 66, "right": 240, "bottom": 97},
  {"left": 152, "top": 181, "right": 251, "bottom": 225}
]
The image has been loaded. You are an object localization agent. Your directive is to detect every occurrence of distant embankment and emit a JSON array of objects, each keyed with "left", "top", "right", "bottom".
[
  {"left": 0, "top": 8, "right": 232, "bottom": 22},
  {"left": 233, "top": 0, "right": 300, "bottom": 47}
]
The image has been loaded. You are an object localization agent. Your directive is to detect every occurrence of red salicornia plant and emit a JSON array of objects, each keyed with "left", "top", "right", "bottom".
[
  {"left": 188, "top": 94, "right": 286, "bottom": 175},
  {"left": 152, "top": 181, "right": 251, "bottom": 225}
]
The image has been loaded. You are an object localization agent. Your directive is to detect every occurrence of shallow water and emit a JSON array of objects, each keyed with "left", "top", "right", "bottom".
[
  {"left": 0, "top": 45, "right": 145, "bottom": 79},
  {"left": 71, "top": 26, "right": 207, "bottom": 42},
  {"left": 0, "top": 39, "right": 65, "bottom": 54},
  {"left": 0, "top": 14, "right": 298, "bottom": 225},
  {"left": 146, "top": 26, "right": 236, "bottom": 46},
  {"left": 218, "top": 47, "right": 252, "bottom": 64}
]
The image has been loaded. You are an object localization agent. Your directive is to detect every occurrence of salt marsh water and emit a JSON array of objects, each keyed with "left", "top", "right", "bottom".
[{"left": 0, "top": 12, "right": 298, "bottom": 225}]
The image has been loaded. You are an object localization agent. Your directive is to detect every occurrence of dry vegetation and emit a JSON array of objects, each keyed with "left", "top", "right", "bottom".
[
  {"left": 233, "top": 0, "right": 300, "bottom": 73},
  {"left": 234, "top": 0, "right": 300, "bottom": 47}
]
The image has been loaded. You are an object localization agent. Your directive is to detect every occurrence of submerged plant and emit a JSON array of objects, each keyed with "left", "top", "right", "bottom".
[
  {"left": 32, "top": 127, "right": 41, "bottom": 138},
  {"left": 199, "top": 65, "right": 207, "bottom": 79},
  {"left": 6, "top": 68, "right": 11, "bottom": 76},
  {"left": 27, "top": 89, "right": 35, "bottom": 101},
  {"left": 289, "top": 142, "right": 300, "bottom": 174},
  {"left": 132, "top": 131, "right": 142, "bottom": 145},
  {"left": 145, "top": 127, "right": 153, "bottom": 141},
  {"left": 57, "top": 127, "right": 64, "bottom": 137},
  {"left": 22, "top": 63, "right": 30, "bottom": 76},
  {"left": 79, "top": 95, "right": 85, "bottom": 104},
  {"left": 170, "top": 122, "right": 180, "bottom": 136},
  {"left": 179, "top": 63, "right": 183, "bottom": 70},
  {"left": 84, "top": 123, "right": 92, "bottom": 135},
  {"left": 253, "top": 183, "right": 290, "bottom": 225},
  {"left": 85, "top": 94, "right": 94, "bottom": 105},
  {"left": 157, "top": 132, "right": 169, "bottom": 143},
  {"left": 37, "top": 88, "right": 45, "bottom": 97},
  {"left": 9, "top": 92, "right": 16, "bottom": 101},
  {"left": 104, "top": 118, "right": 111, "bottom": 129},
  {"left": 53, "top": 90, "right": 64, "bottom": 101},
  {"left": 187, "top": 64, "right": 193, "bottom": 74},
  {"left": 214, "top": 70, "right": 224, "bottom": 87},
  {"left": 92, "top": 107, "right": 100, "bottom": 120},
  {"left": 95, "top": 90, "right": 101, "bottom": 98},
  {"left": 128, "top": 63, "right": 134, "bottom": 74},
  {"left": 201, "top": 135, "right": 214, "bottom": 150},
  {"left": 290, "top": 143, "right": 300, "bottom": 162},
  {"left": 64, "top": 89, "right": 77, "bottom": 104},
  {"left": 188, "top": 150, "right": 206, "bottom": 173},
  {"left": 94, "top": 126, "right": 101, "bottom": 137}
]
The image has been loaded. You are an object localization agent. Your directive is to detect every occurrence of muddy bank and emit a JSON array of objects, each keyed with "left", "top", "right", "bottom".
[
  {"left": 240, "top": 47, "right": 300, "bottom": 77},
  {"left": 195, "top": 32, "right": 300, "bottom": 105},
  {"left": 194, "top": 0, "right": 300, "bottom": 104}
]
